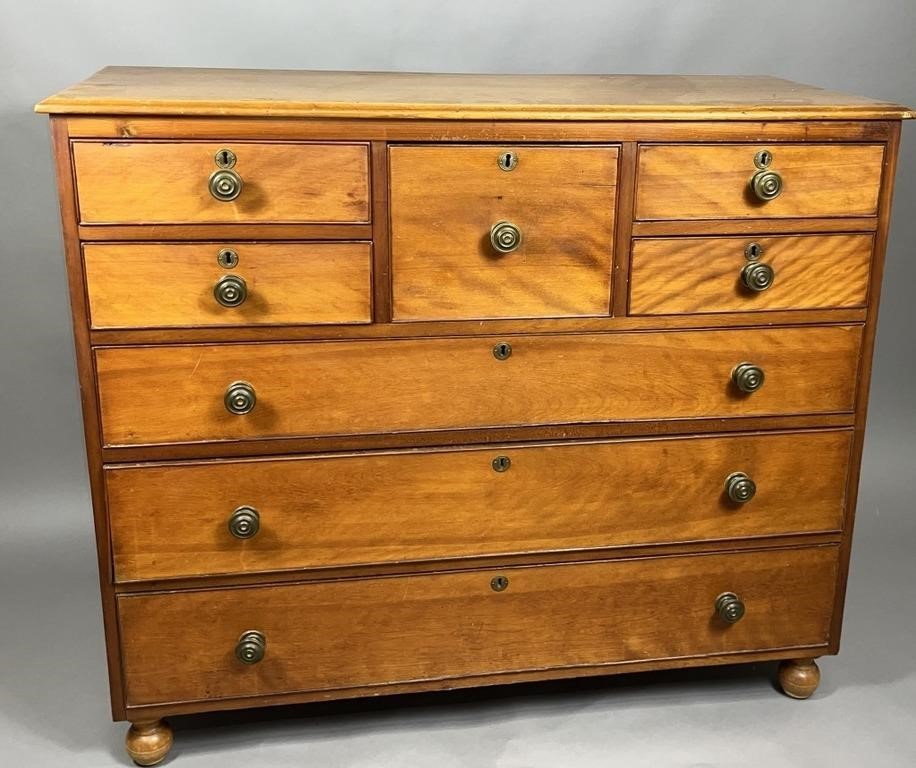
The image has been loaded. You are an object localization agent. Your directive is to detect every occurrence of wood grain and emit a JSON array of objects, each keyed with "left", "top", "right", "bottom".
[
  {"left": 629, "top": 234, "right": 873, "bottom": 315},
  {"left": 107, "top": 430, "right": 852, "bottom": 582},
  {"left": 94, "top": 326, "right": 862, "bottom": 448},
  {"left": 72, "top": 141, "right": 370, "bottom": 224},
  {"left": 61, "top": 116, "right": 898, "bottom": 143},
  {"left": 83, "top": 242, "right": 372, "bottom": 328},
  {"left": 636, "top": 144, "right": 884, "bottom": 220},
  {"left": 36, "top": 68, "right": 914, "bottom": 120},
  {"left": 389, "top": 145, "right": 616, "bottom": 320},
  {"left": 117, "top": 546, "right": 839, "bottom": 707},
  {"left": 48, "top": 117, "right": 128, "bottom": 719}
]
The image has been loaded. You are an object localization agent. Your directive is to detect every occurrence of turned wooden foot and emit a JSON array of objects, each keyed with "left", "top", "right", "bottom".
[
  {"left": 125, "top": 719, "right": 173, "bottom": 766},
  {"left": 778, "top": 658, "right": 821, "bottom": 699}
]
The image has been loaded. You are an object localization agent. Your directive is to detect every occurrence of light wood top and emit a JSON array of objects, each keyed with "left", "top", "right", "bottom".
[{"left": 35, "top": 67, "right": 914, "bottom": 120}]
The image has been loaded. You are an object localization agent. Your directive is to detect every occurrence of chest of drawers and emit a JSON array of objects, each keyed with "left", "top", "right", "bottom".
[{"left": 37, "top": 68, "right": 912, "bottom": 765}]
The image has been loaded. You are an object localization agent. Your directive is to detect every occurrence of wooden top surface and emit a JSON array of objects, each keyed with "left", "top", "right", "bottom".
[{"left": 35, "top": 67, "right": 914, "bottom": 121}]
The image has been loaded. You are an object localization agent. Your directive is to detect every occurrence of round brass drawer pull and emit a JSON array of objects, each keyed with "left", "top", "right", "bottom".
[
  {"left": 732, "top": 362, "right": 765, "bottom": 394},
  {"left": 228, "top": 506, "right": 260, "bottom": 539},
  {"left": 209, "top": 168, "right": 243, "bottom": 202},
  {"left": 224, "top": 381, "right": 256, "bottom": 415},
  {"left": 749, "top": 168, "right": 783, "bottom": 202},
  {"left": 741, "top": 261, "right": 775, "bottom": 292},
  {"left": 214, "top": 274, "right": 248, "bottom": 307},
  {"left": 235, "top": 630, "right": 266, "bottom": 664},
  {"left": 725, "top": 472, "right": 757, "bottom": 504},
  {"left": 715, "top": 592, "right": 746, "bottom": 624},
  {"left": 490, "top": 221, "right": 522, "bottom": 254}
]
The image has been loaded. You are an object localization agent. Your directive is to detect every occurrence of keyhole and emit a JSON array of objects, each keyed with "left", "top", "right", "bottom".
[
  {"left": 490, "top": 576, "right": 509, "bottom": 592},
  {"left": 497, "top": 151, "right": 518, "bottom": 171},
  {"left": 215, "top": 148, "right": 236, "bottom": 169},
  {"left": 492, "top": 455, "right": 511, "bottom": 472},
  {"left": 754, "top": 149, "right": 772, "bottom": 169},
  {"left": 493, "top": 342, "right": 512, "bottom": 360},
  {"left": 744, "top": 242, "right": 763, "bottom": 261}
]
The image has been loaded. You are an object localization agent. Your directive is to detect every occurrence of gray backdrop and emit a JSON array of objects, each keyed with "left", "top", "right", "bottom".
[{"left": 2, "top": 1, "right": 914, "bottom": 765}]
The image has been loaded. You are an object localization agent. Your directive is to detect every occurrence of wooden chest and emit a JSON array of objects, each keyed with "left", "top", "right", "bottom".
[{"left": 36, "top": 68, "right": 913, "bottom": 766}]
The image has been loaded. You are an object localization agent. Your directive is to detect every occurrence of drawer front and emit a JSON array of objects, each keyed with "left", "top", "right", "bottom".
[
  {"left": 72, "top": 141, "right": 370, "bottom": 224},
  {"left": 389, "top": 145, "right": 617, "bottom": 320},
  {"left": 95, "top": 326, "right": 861, "bottom": 447},
  {"left": 118, "top": 546, "right": 838, "bottom": 706},
  {"left": 635, "top": 144, "right": 884, "bottom": 220},
  {"left": 629, "top": 234, "right": 873, "bottom": 315},
  {"left": 83, "top": 242, "right": 372, "bottom": 328},
  {"left": 108, "top": 430, "right": 851, "bottom": 582}
]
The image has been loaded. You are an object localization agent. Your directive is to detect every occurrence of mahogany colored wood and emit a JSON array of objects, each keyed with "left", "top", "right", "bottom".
[
  {"left": 118, "top": 546, "right": 838, "bottom": 707},
  {"left": 635, "top": 144, "right": 884, "bottom": 220},
  {"left": 86, "top": 308, "right": 870, "bottom": 349},
  {"left": 107, "top": 429, "right": 852, "bottom": 582},
  {"left": 60, "top": 116, "right": 896, "bottom": 144},
  {"left": 35, "top": 68, "right": 913, "bottom": 121},
  {"left": 94, "top": 326, "right": 861, "bottom": 448},
  {"left": 83, "top": 242, "right": 372, "bottom": 328},
  {"left": 828, "top": 121, "right": 904, "bottom": 652},
  {"left": 48, "top": 117, "right": 127, "bottom": 720},
  {"left": 629, "top": 234, "right": 873, "bottom": 315},
  {"left": 35, "top": 70, "right": 913, "bottom": 754},
  {"left": 125, "top": 719, "right": 173, "bottom": 766},
  {"left": 72, "top": 140, "right": 370, "bottom": 224},
  {"left": 389, "top": 145, "right": 617, "bottom": 320},
  {"left": 778, "top": 658, "right": 821, "bottom": 699}
]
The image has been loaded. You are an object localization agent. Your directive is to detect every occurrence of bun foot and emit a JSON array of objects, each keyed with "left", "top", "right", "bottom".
[
  {"left": 778, "top": 658, "right": 821, "bottom": 699},
  {"left": 125, "top": 719, "right": 173, "bottom": 766}
]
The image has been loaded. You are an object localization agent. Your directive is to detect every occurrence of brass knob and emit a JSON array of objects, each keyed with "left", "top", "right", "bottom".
[
  {"left": 490, "top": 221, "right": 521, "bottom": 254},
  {"left": 228, "top": 506, "right": 260, "bottom": 539},
  {"left": 715, "top": 592, "right": 746, "bottom": 624},
  {"left": 732, "top": 362, "right": 765, "bottom": 394},
  {"left": 224, "top": 381, "right": 256, "bottom": 415},
  {"left": 725, "top": 472, "right": 757, "bottom": 504},
  {"left": 741, "top": 261, "right": 775, "bottom": 292},
  {"left": 235, "top": 630, "right": 266, "bottom": 664},
  {"left": 750, "top": 169, "right": 783, "bottom": 201},
  {"left": 209, "top": 169, "right": 243, "bottom": 202},
  {"left": 213, "top": 275, "right": 248, "bottom": 307}
]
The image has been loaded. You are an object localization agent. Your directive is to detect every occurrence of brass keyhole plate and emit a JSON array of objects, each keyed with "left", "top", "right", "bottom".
[
  {"left": 215, "top": 148, "right": 237, "bottom": 169},
  {"left": 492, "top": 455, "right": 511, "bottom": 472},
  {"left": 493, "top": 342, "right": 512, "bottom": 360},
  {"left": 217, "top": 248, "right": 239, "bottom": 268},
  {"left": 744, "top": 242, "right": 764, "bottom": 261},
  {"left": 497, "top": 151, "right": 518, "bottom": 171},
  {"left": 753, "top": 149, "right": 773, "bottom": 170},
  {"left": 491, "top": 576, "right": 509, "bottom": 592}
]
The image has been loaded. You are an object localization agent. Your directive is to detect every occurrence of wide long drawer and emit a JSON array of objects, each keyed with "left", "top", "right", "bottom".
[
  {"left": 118, "top": 546, "right": 838, "bottom": 706},
  {"left": 107, "top": 430, "right": 851, "bottom": 582},
  {"left": 95, "top": 326, "right": 862, "bottom": 447}
]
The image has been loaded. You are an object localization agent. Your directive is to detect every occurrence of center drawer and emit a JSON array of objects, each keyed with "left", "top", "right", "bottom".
[
  {"left": 389, "top": 144, "right": 618, "bottom": 321},
  {"left": 95, "top": 326, "right": 861, "bottom": 448},
  {"left": 118, "top": 546, "right": 838, "bottom": 706},
  {"left": 107, "top": 430, "right": 851, "bottom": 582}
]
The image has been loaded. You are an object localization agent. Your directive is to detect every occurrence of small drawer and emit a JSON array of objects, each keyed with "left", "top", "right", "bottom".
[
  {"left": 107, "top": 430, "right": 851, "bottom": 582},
  {"left": 94, "top": 326, "right": 861, "bottom": 448},
  {"left": 635, "top": 143, "right": 884, "bottom": 220},
  {"left": 389, "top": 144, "right": 618, "bottom": 320},
  {"left": 629, "top": 233, "right": 873, "bottom": 315},
  {"left": 72, "top": 141, "right": 370, "bottom": 224},
  {"left": 118, "top": 546, "right": 838, "bottom": 706},
  {"left": 83, "top": 242, "right": 372, "bottom": 328}
]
